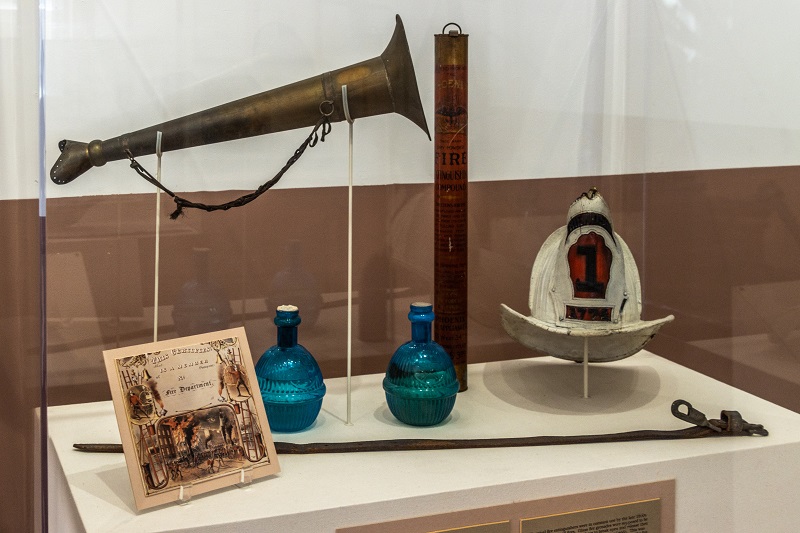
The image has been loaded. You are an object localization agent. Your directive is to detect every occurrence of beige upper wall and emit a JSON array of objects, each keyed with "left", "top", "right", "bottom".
[
  {"left": 0, "top": 2, "right": 41, "bottom": 202},
  {"left": 4, "top": 1, "right": 800, "bottom": 200}
]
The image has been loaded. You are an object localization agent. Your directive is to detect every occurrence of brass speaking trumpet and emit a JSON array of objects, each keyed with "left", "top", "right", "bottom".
[{"left": 50, "top": 15, "right": 430, "bottom": 185}]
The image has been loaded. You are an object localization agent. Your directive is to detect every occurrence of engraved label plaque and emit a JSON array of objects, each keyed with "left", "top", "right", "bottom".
[
  {"left": 337, "top": 481, "right": 672, "bottom": 533},
  {"left": 430, "top": 522, "right": 509, "bottom": 533},
  {"left": 521, "top": 498, "right": 660, "bottom": 533}
]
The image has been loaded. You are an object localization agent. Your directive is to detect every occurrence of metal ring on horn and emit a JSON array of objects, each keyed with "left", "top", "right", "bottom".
[{"left": 319, "top": 100, "right": 335, "bottom": 117}]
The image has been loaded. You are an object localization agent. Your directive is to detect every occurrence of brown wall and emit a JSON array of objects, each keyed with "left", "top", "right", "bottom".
[
  {"left": 42, "top": 176, "right": 644, "bottom": 407},
  {"left": 4, "top": 166, "right": 800, "bottom": 531},
  {"left": 1, "top": 199, "right": 42, "bottom": 533},
  {"left": 644, "top": 165, "right": 800, "bottom": 409}
]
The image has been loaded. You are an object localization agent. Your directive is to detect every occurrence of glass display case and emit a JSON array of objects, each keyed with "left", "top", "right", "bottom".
[{"left": 3, "top": 1, "right": 800, "bottom": 531}]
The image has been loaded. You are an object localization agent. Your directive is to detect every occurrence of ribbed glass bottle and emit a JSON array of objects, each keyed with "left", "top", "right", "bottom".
[
  {"left": 255, "top": 305, "right": 326, "bottom": 432},
  {"left": 383, "top": 302, "right": 459, "bottom": 426}
]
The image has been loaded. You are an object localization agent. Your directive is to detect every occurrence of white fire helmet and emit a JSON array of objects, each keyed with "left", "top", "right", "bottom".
[{"left": 501, "top": 188, "right": 673, "bottom": 362}]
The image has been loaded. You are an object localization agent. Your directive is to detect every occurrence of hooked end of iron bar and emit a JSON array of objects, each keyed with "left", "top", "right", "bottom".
[{"left": 672, "top": 399, "right": 768, "bottom": 436}]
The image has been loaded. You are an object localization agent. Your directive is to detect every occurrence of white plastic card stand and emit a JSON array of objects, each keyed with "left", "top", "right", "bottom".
[
  {"left": 342, "top": 84, "right": 355, "bottom": 426},
  {"left": 177, "top": 483, "right": 193, "bottom": 505},
  {"left": 236, "top": 467, "right": 254, "bottom": 489}
]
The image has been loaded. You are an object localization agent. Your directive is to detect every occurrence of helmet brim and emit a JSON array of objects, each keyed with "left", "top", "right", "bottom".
[{"left": 501, "top": 304, "right": 674, "bottom": 363}]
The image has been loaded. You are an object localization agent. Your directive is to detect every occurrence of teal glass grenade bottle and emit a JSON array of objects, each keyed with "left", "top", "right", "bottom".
[
  {"left": 255, "top": 305, "right": 326, "bottom": 432},
  {"left": 383, "top": 303, "right": 459, "bottom": 426}
]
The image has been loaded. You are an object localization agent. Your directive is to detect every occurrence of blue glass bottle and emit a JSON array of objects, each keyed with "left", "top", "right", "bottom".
[
  {"left": 383, "top": 303, "right": 459, "bottom": 426},
  {"left": 255, "top": 305, "right": 326, "bottom": 432}
]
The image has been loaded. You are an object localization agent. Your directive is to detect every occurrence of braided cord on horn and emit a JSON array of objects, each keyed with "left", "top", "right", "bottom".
[{"left": 124, "top": 116, "right": 332, "bottom": 219}]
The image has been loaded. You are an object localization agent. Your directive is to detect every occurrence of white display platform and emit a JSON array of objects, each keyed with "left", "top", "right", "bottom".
[{"left": 47, "top": 352, "right": 800, "bottom": 532}]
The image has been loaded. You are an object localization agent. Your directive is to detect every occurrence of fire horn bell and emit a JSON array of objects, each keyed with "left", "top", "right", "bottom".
[{"left": 50, "top": 15, "right": 430, "bottom": 185}]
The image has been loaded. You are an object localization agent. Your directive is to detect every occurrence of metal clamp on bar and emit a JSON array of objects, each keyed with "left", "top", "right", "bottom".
[{"left": 718, "top": 410, "right": 769, "bottom": 436}]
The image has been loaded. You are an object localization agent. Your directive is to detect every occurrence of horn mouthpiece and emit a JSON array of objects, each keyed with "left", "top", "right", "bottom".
[{"left": 51, "top": 140, "right": 96, "bottom": 184}]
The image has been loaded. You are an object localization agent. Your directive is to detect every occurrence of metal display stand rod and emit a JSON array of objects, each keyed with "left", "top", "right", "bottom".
[
  {"left": 153, "top": 132, "right": 163, "bottom": 342},
  {"left": 584, "top": 337, "right": 589, "bottom": 398},
  {"left": 343, "top": 84, "right": 355, "bottom": 426}
]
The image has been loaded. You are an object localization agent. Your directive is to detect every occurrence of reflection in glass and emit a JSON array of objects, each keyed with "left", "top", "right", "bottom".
[{"left": 172, "top": 248, "right": 232, "bottom": 337}]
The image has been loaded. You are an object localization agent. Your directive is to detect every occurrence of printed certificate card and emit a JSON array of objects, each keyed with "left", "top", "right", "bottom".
[{"left": 103, "top": 327, "right": 280, "bottom": 510}]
